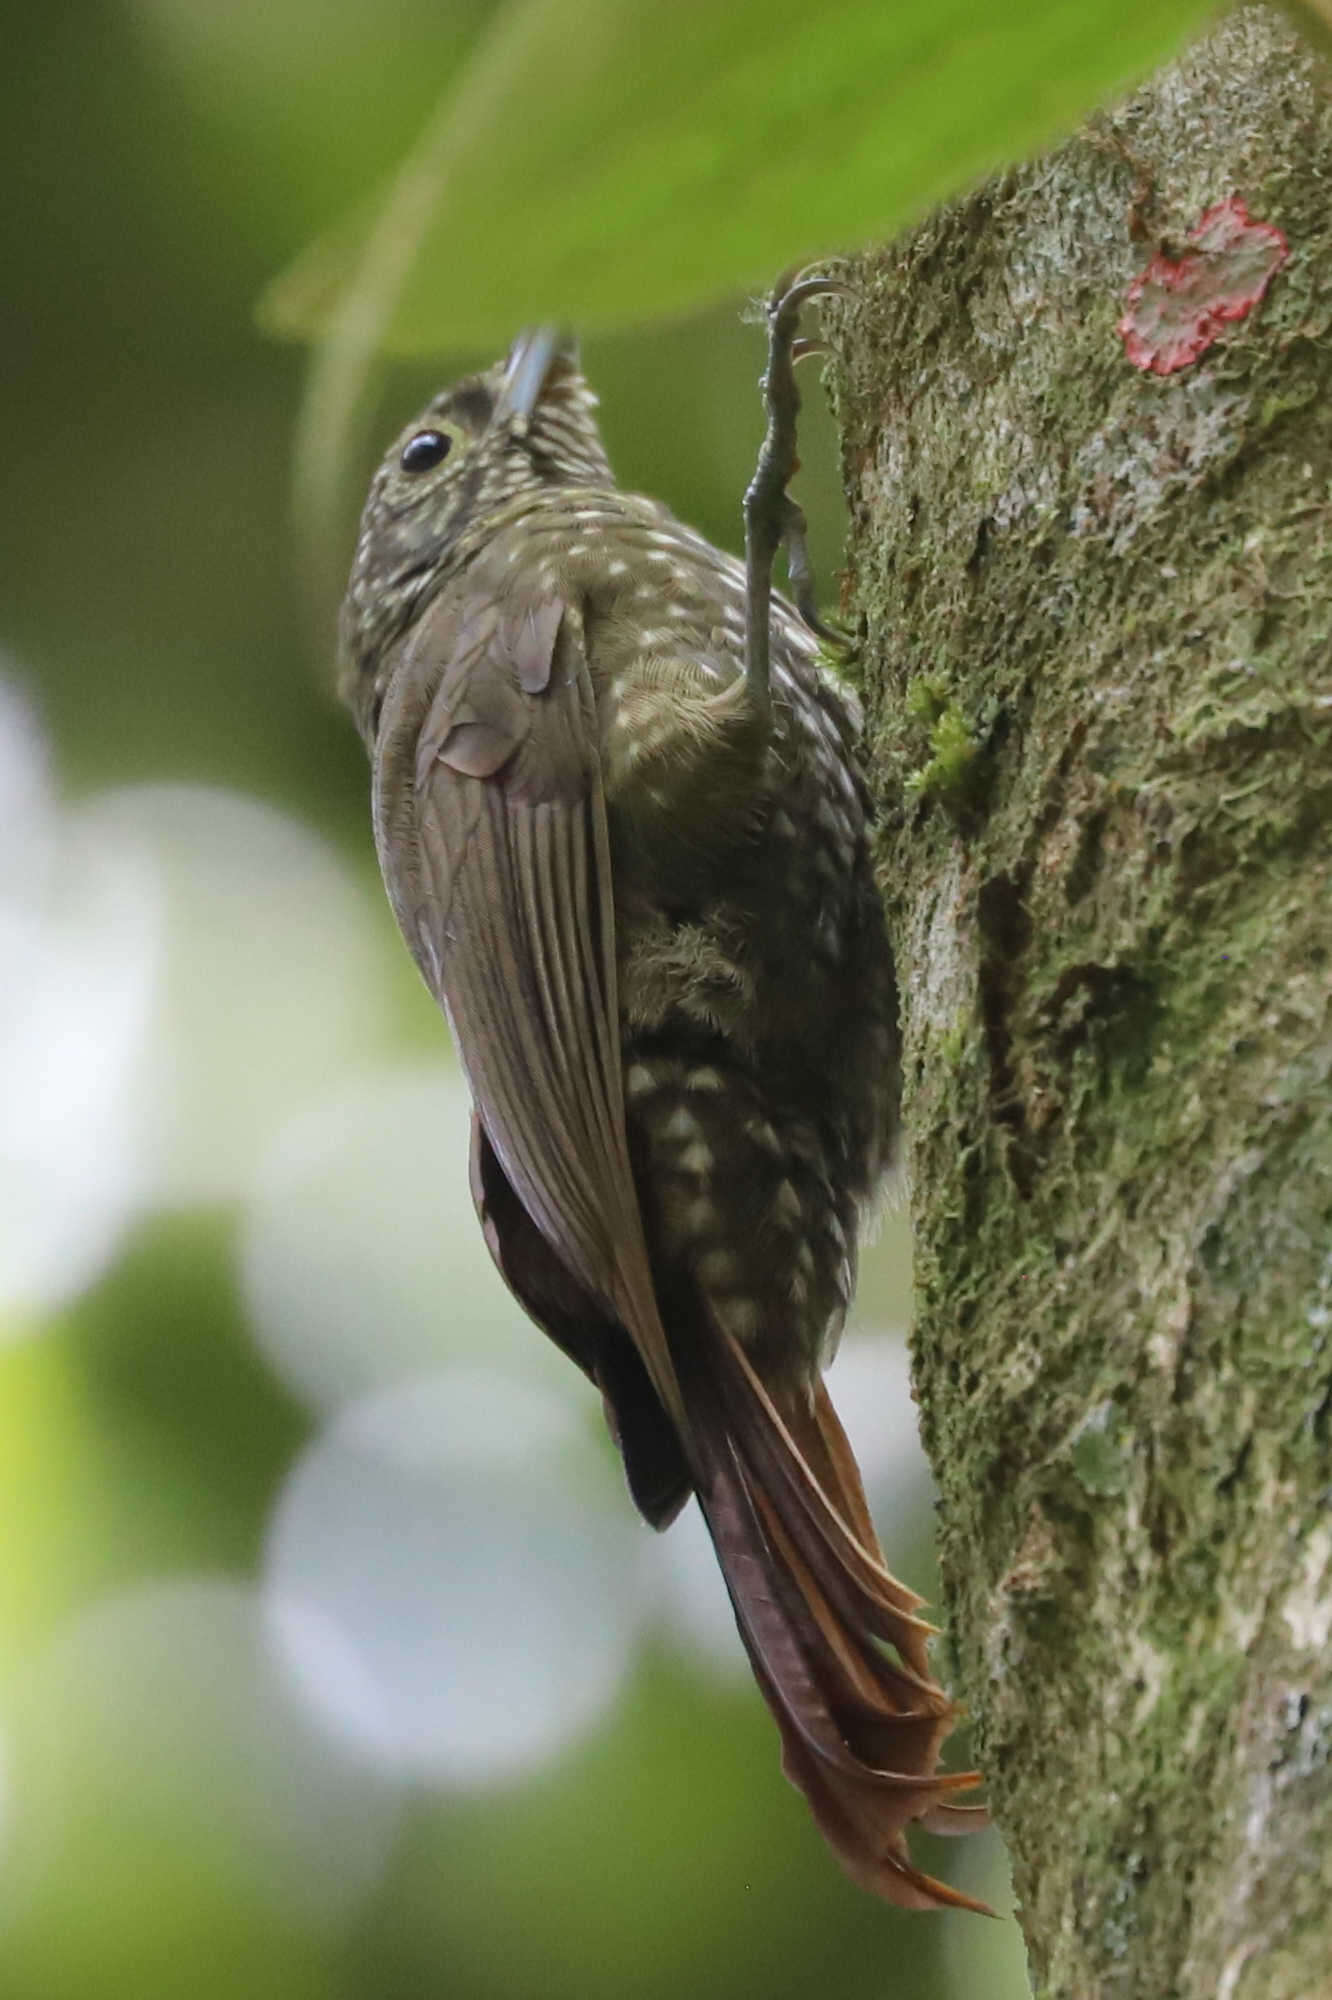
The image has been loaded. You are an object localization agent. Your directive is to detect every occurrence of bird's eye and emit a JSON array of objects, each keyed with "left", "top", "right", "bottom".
[{"left": 400, "top": 430, "right": 452, "bottom": 473}]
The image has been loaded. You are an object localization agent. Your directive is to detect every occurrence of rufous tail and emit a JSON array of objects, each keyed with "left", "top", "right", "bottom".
[{"left": 685, "top": 1328, "right": 990, "bottom": 1913}]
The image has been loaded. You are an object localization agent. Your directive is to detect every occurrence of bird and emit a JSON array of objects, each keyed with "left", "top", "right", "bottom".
[{"left": 337, "top": 276, "right": 986, "bottom": 1910}]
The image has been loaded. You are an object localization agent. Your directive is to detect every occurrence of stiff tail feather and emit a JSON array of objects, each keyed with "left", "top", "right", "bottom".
[{"left": 685, "top": 1328, "right": 990, "bottom": 1913}]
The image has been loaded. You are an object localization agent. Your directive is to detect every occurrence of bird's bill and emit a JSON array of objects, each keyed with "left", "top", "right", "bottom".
[{"left": 495, "top": 327, "right": 573, "bottom": 428}]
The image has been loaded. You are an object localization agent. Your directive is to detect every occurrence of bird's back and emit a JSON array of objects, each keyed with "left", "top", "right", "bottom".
[{"left": 462, "top": 483, "right": 900, "bottom": 1386}]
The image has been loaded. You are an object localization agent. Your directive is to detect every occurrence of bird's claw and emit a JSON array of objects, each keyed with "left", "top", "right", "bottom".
[
  {"left": 770, "top": 268, "right": 855, "bottom": 320},
  {"left": 743, "top": 268, "right": 855, "bottom": 712}
]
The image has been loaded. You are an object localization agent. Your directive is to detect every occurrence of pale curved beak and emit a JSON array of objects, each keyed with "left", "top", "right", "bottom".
[{"left": 494, "top": 327, "right": 574, "bottom": 428}]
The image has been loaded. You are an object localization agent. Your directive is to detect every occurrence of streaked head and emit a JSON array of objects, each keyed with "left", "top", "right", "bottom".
[{"left": 338, "top": 332, "right": 613, "bottom": 731}]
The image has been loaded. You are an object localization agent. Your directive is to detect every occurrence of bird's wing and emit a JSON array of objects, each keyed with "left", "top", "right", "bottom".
[
  {"left": 468, "top": 1111, "right": 692, "bottom": 1528},
  {"left": 371, "top": 579, "right": 685, "bottom": 1431}
]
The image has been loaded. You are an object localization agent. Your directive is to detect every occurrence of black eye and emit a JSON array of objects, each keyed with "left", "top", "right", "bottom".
[{"left": 400, "top": 429, "right": 451, "bottom": 473}]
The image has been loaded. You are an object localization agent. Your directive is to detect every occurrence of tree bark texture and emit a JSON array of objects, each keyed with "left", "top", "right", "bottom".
[{"left": 825, "top": 9, "right": 1332, "bottom": 1996}]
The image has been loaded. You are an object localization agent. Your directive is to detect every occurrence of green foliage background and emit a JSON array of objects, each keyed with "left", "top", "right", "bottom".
[{"left": 0, "top": 2, "right": 1208, "bottom": 1993}]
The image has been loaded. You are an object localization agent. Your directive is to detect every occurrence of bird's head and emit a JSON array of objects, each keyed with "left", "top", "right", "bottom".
[{"left": 338, "top": 330, "right": 612, "bottom": 734}]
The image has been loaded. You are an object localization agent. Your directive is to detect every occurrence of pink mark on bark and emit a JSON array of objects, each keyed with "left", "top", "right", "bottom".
[{"left": 1119, "top": 196, "right": 1289, "bottom": 376}]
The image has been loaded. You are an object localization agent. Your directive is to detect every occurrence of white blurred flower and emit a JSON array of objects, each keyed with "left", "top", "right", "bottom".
[
  {"left": 0, "top": 681, "right": 160, "bottom": 1322},
  {"left": 0, "top": 689, "right": 406, "bottom": 1320},
  {"left": 75, "top": 782, "right": 396, "bottom": 1208},
  {"left": 828, "top": 1324, "right": 930, "bottom": 1519},
  {"left": 240, "top": 1065, "right": 575, "bottom": 1415},
  {"left": 652, "top": 1495, "right": 745, "bottom": 1675},
  {"left": 265, "top": 1369, "right": 646, "bottom": 1786}
]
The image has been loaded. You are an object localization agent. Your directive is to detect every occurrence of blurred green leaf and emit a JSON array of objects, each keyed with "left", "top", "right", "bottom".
[
  {"left": 261, "top": 0, "right": 1211, "bottom": 358},
  {"left": 130, "top": 0, "right": 497, "bottom": 254}
]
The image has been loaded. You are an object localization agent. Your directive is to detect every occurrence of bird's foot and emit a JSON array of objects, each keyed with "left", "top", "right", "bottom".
[{"left": 743, "top": 267, "right": 853, "bottom": 714}]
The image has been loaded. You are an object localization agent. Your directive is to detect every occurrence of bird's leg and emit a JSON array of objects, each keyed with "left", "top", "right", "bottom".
[
  {"left": 743, "top": 269, "right": 853, "bottom": 723},
  {"left": 612, "top": 270, "right": 855, "bottom": 843},
  {"left": 781, "top": 499, "right": 848, "bottom": 653}
]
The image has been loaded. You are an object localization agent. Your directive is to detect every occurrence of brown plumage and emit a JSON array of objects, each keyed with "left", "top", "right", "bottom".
[{"left": 339, "top": 320, "right": 986, "bottom": 1910}]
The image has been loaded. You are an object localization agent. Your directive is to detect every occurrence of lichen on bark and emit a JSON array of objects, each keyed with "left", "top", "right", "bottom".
[{"left": 824, "top": 8, "right": 1332, "bottom": 1994}]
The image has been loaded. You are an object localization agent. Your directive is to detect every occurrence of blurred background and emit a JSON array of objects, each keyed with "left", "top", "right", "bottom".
[{"left": 0, "top": 2, "right": 1063, "bottom": 1993}]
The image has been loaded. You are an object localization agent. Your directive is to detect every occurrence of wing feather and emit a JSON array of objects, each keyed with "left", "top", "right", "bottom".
[{"left": 373, "top": 580, "right": 684, "bottom": 1430}]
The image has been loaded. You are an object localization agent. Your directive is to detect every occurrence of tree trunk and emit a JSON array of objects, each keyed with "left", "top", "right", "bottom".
[{"left": 825, "top": 8, "right": 1332, "bottom": 1995}]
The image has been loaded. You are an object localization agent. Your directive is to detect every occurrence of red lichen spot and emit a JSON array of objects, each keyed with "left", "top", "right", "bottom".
[{"left": 1119, "top": 196, "right": 1288, "bottom": 376}]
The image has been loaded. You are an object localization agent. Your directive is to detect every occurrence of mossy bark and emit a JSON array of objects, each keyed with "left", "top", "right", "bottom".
[{"left": 825, "top": 9, "right": 1332, "bottom": 1995}]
